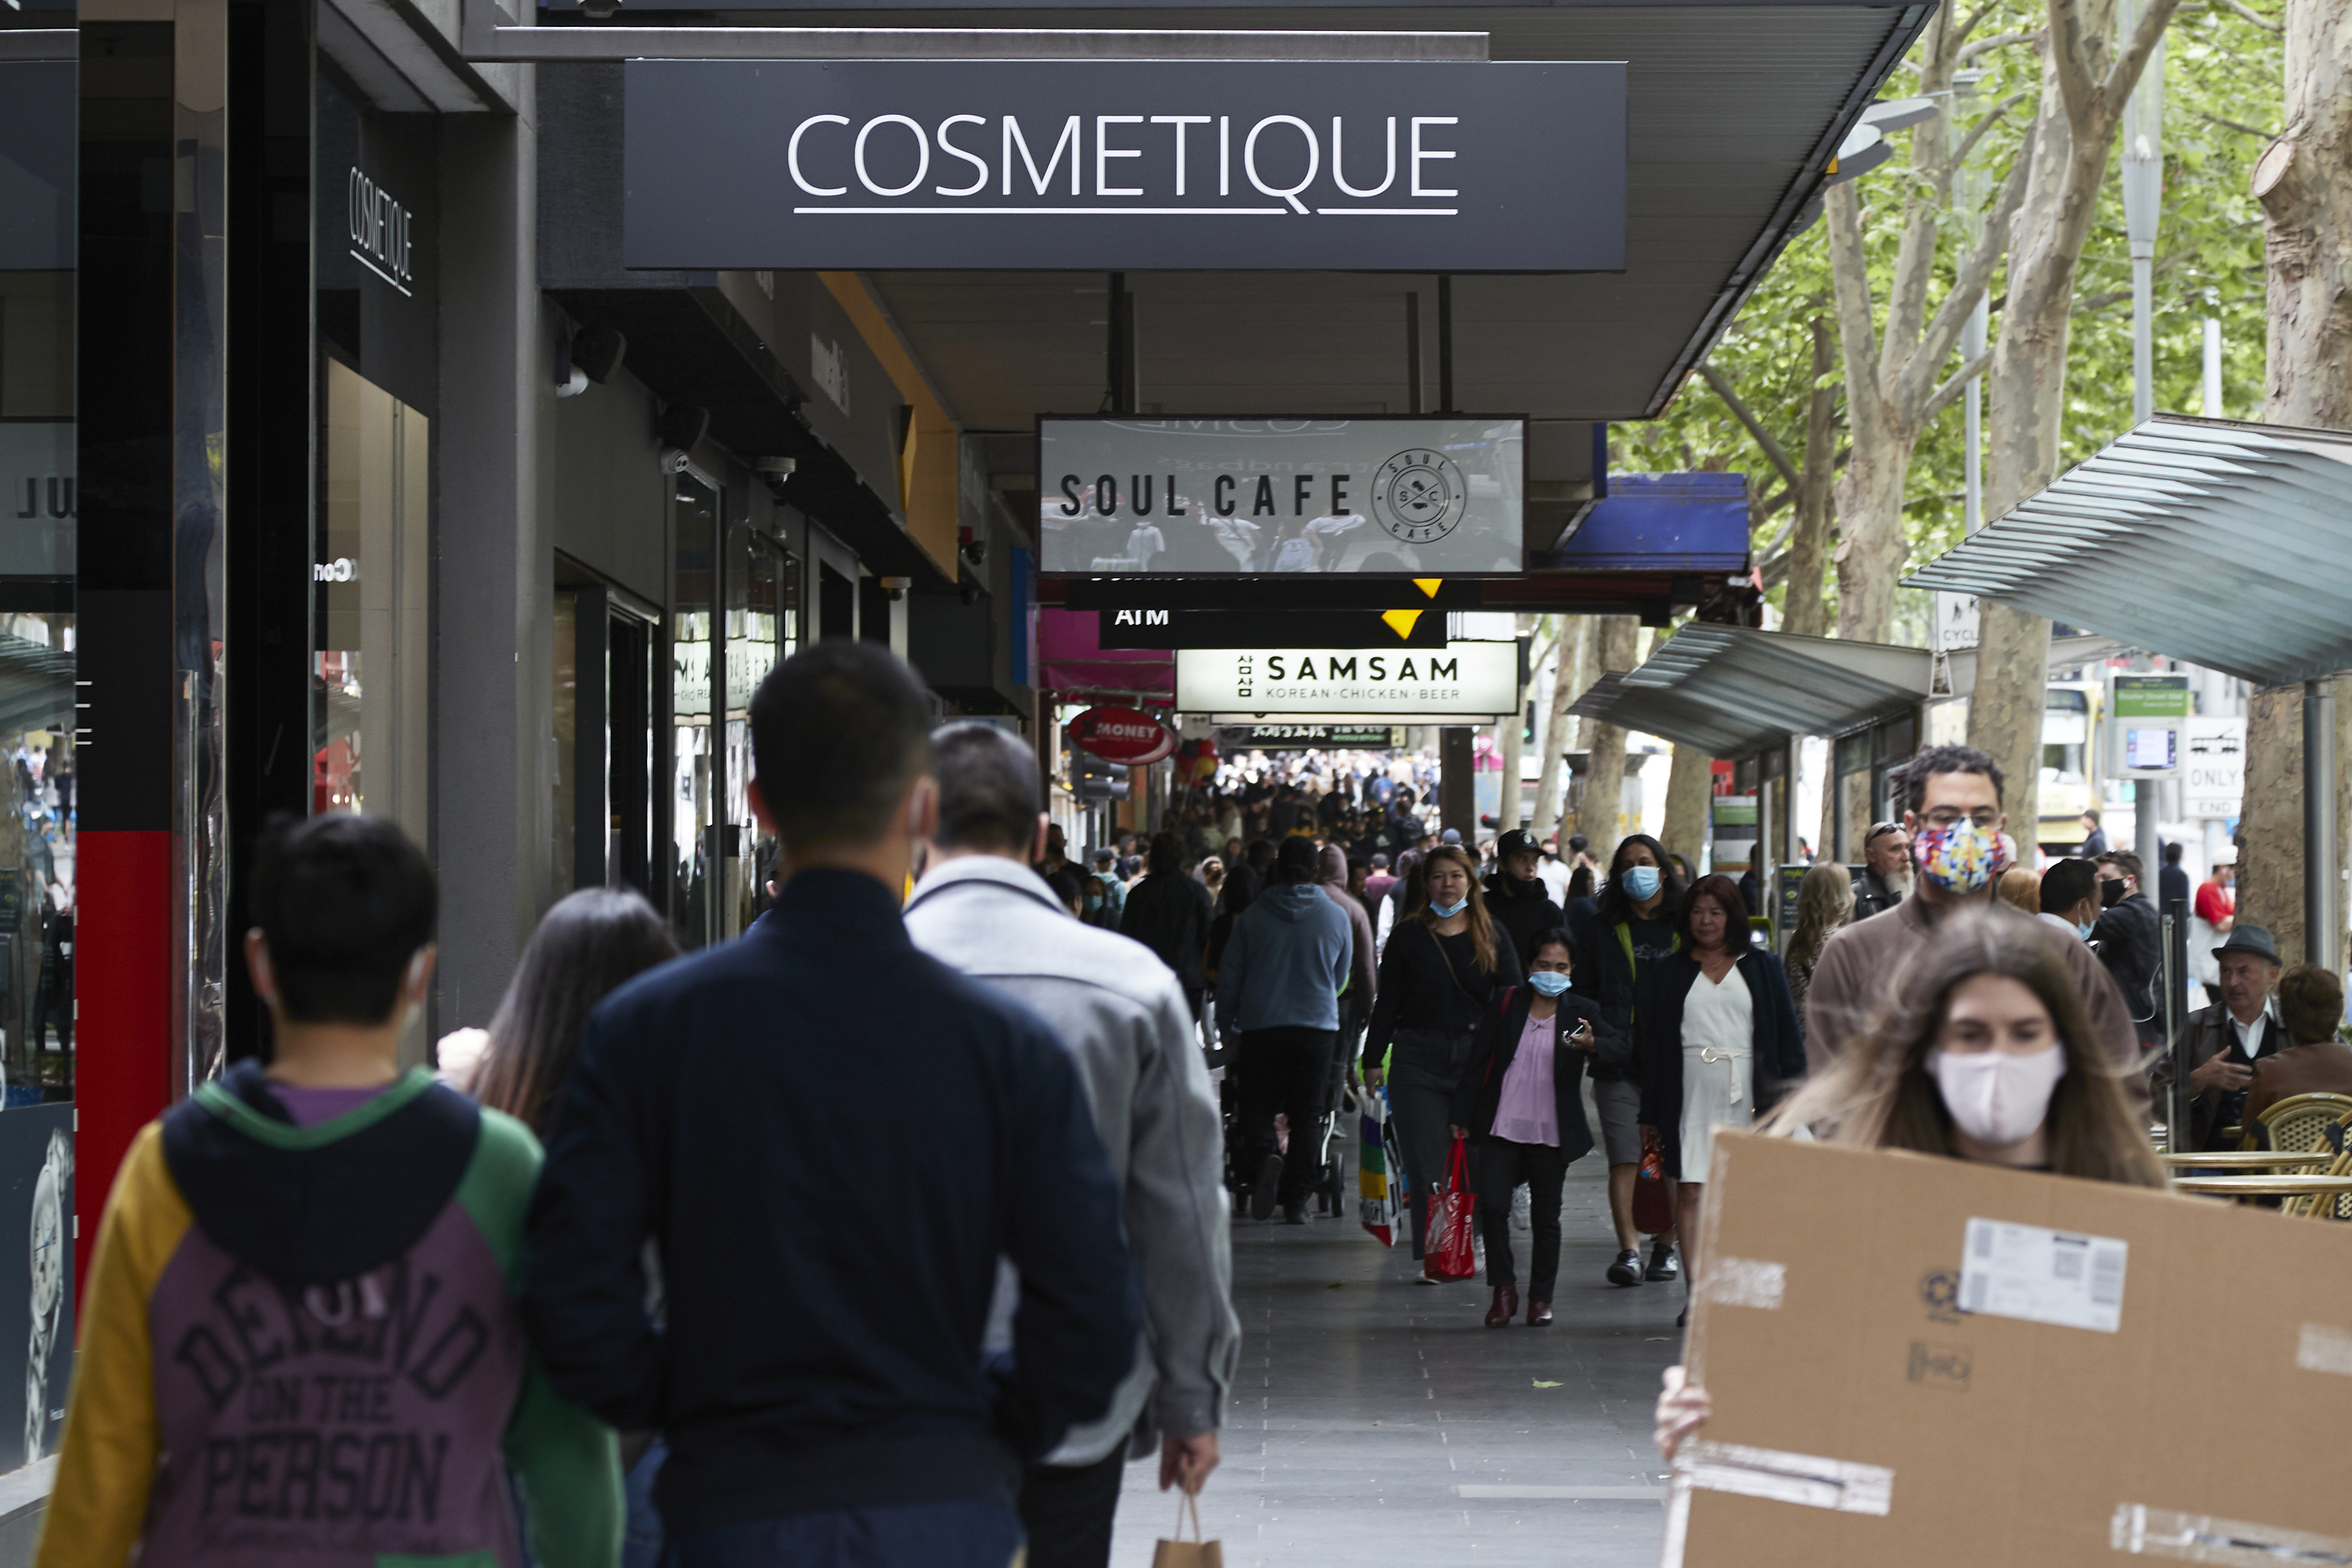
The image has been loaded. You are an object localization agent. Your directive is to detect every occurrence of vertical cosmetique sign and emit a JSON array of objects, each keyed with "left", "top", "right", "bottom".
[{"left": 623, "top": 60, "right": 1626, "bottom": 272}]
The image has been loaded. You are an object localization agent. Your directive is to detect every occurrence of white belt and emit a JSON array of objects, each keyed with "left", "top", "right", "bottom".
[{"left": 1687, "top": 1042, "right": 1751, "bottom": 1105}]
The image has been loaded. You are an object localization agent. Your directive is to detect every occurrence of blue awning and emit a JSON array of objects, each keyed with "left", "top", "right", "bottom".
[{"left": 1536, "top": 472, "right": 1750, "bottom": 573}]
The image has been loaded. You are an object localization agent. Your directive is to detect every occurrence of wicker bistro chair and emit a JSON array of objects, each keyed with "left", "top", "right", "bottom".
[
  {"left": 2303, "top": 1118, "right": 2352, "bottom": 1221},
  {"left": 2243, "top": 1096, "right": 2352, "bottom": 1216}
]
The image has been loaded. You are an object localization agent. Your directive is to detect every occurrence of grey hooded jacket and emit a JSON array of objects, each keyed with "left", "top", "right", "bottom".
[{"left": 905, "top": 854, "right": 1239, "bottom": 1466}]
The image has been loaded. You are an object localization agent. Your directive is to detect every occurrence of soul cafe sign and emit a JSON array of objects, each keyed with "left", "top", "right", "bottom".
[{"left": 1067, "top": 706, "right": 1178, "bottom": 767}]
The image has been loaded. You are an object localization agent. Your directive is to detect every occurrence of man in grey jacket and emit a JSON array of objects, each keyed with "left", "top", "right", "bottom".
[
  {"left": 906, "top": 723, "right": 1238, "bottom": 1568},
  {"left": 1218, "top": 835, "right": 1353, "bottom": 1225}
]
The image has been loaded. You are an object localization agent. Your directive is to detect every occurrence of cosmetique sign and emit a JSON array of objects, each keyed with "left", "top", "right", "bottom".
[
  {"left": 1177, "top": 642, "right": 1516, "bottom": 717},
  {"left": 623, "top": 60, "right": 1625, "bottom": 272}
]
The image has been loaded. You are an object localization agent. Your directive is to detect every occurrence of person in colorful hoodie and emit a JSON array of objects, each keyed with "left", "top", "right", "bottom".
[{"left": 36, "top": 812, "right": 623, "bottom": 1568}]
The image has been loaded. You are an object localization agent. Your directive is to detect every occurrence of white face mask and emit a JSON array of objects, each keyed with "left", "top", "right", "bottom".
[{"left": 1926, "top": 1045, "right": 2067, "bottom": 1147}]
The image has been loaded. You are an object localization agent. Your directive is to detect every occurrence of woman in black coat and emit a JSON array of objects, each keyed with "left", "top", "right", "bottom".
[
  {"left": 1635, "top": 874, "right": 1804, "bottom": 1321},
  {"left": 1448, "top": 929, "right": 1625, "bottom": 1328}
]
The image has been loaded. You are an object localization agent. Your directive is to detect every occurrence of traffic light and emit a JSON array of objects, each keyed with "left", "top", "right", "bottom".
[{"left": 1073, "top": 756, "right": 1131, "bottom": 802}]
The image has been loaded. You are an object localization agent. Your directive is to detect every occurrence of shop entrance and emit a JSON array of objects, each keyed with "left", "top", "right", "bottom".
[{"left": 554, "top": 573, "right": 661, "bottom": 907}]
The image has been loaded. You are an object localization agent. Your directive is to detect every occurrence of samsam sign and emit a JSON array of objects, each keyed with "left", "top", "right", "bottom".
[
  {"left": 623, "top": 59, "right": 1625, "bottom": 273},
  {"left": 1177, "top": 642, "right": 1517, "bottom": 718}
]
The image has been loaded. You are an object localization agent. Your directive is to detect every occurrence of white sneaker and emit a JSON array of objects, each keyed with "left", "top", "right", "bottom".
[{"left": 1511, "top": 1182, "right": 1532, "bottom": 1232}]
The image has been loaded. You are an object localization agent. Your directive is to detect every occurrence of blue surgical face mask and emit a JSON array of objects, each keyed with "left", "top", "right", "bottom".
[
  {"left": 1622, "top": 865, "right": 1662, "bottom": 901},
  {"left": 2075, "top": 919, "right": 2096, "bottom": 941},
  {"left": 1429, "top": 896, "right": 1469, "bottom": 919},
  {"left": 1528, "top": 970, "right": 1572, "bottom": 997}
]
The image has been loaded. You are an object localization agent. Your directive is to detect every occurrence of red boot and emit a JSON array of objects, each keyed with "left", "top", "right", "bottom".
[{"left": 1484, "top": 1286, "right": 1518, "bottom": 1327}]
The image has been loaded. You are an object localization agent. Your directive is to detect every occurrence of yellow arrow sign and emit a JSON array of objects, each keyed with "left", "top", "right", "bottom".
[
  {"left": 1412, "top": 578, "right": 1444, "bottom": 599},
  {"left": 1379, "top": 609, "right": 1425, "bottom": 641}
]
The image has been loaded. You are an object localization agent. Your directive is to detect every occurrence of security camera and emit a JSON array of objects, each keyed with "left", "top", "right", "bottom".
[
  {"left": 579, "top": 0, "right": 620, "bottom": 19},
  {"left": 570, "top": 325, "right": 627, "bottom": 385},
  {"left": 961, "top": 538, "right": 988, "bottom": 567},
  {"left": 654, "top": 404, "right": 709, "bottom": 452},
  {"left": 882, "top": 575, "right": 911, "bottom": 602}
]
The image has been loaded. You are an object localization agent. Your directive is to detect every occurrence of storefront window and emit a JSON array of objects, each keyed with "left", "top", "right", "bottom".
[
  {"left": 671, "top": 482, "right": 795, "bottom": 947},
  {"left": 0, "top": 89, "right": 78, "bottom": 1104},
  {"left": 729, "top": 525, "right": 793, "bottom": 929},
  {"left": 672, "top": 480, "right": 717, "bottom": 948},
  {"left": 316, "top": 359, "right": 430, "bottom": 844}
]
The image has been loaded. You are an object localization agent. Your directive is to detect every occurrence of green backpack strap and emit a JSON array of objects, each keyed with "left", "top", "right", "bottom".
[{"left": 1615, "top": 920, "right": 1680, "bottom": 1023}]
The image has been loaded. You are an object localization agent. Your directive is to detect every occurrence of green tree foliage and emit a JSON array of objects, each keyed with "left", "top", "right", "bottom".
[{"left": 1621, "top": 0, "right": 2281, "bottom": 644}]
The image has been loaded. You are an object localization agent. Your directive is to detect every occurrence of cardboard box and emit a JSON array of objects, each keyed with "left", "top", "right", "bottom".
[{"left": 1670, "top": 1131, "right": 2352, "bottom": 1567}]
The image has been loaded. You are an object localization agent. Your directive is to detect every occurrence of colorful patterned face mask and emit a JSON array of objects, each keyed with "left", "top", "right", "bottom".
[{"left": 1912, "top": 818, "right": 2004, "bottom": 895}]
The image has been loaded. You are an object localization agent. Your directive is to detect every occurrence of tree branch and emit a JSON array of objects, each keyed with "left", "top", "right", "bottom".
[
  {"left": 1895, "top": 119, "right": 2037, "bottom": 416},
  {"left": 1950, "top": 2, "right": 1998, "bottom": 47},
  {"left": 1698, "top": 362, "right": 1803, "bottom": 492},
  {"left": 2200, "top": 109, "right": 2279, "bottom": 138},
  {"left": 1960, "top": 28, "right": 2041, "bottom": 61},
  {"left": 1938, "top": 90, "right": 2036, "bottom": 198},
  {"left": 1921, "top": 349, "right": 1991, "bottom": 424},
  {"left": 2046, "top": 0, "right": 2103, "bottom": 131},
  {"left": 2208, "top": 0, "right": 2282, "bottom": 29}
]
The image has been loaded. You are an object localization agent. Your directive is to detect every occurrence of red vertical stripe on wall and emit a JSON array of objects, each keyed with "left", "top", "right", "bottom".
[{"left": 73, "top": 830, "right": 173, "bottom": 1310}]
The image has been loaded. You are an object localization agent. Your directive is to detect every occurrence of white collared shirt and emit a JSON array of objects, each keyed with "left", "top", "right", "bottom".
[{"left": 2230, "top": 997, "right": 2278, "bottom": 1061}]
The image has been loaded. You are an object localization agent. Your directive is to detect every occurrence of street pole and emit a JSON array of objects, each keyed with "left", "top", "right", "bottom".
[
  {"left": 2201, "top": 316, "right": 2223, "bottom": 418},
  {"left": 2119, "top": 0, "right": 2163, "bottom": 427},
  {"left": 2306, "top": 679, "right": 2341, "bottom": 969},
  {"left": 1955, "top": 70, "right": 1988, "bottom": 535}
]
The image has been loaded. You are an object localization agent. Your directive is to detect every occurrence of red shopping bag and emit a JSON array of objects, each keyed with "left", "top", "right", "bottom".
[
  {"left": 1632, "top": 1129, "right": 1674, "bottom": 1235},
  {"left": 1423, "top": 1137, "right": 1478, "bottom": 1282}
]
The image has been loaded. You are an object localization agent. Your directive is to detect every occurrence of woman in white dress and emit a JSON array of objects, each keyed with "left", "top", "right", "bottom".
[{"left": 1636, "top": 874, "right": 1805, "bottom": 1324}]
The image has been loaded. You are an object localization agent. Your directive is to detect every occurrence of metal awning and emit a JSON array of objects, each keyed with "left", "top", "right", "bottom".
[
  {"left": 1904, "top": 415, "right": 2352, "bottom": 687},
  {"left": 1569, "top": 623, "right": 1931, "bottom": 758}
]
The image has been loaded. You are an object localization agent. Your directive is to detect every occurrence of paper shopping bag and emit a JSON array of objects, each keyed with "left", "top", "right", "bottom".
[{"left": 1152, "top": 1489, "right": 1223, "bottom": 1568}]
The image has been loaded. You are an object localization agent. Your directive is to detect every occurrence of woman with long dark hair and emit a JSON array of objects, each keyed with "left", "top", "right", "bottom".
[
  {"left": 470, "top": 887, "right": 678, "bottom": 1568},
  {"left": 1657, "top": 907, "right": 2163, "bottom": 1458},
  {"left": 473, "top": 888, "right": 680, "bottom": 1137},
  {"left": 1361, "top": 844, "right": 1524, "bottom": 1267},
  {"left": 1580, "top": 833, "right": 1689, "bottom": 1289},
  {"left": 1635, "top": 874, "right": 1803, "bottom": 1323}
]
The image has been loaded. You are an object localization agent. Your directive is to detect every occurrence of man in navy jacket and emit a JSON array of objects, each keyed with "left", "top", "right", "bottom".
[{"left": 524, "top": 642, "right": 1138, "bottom": 1568}]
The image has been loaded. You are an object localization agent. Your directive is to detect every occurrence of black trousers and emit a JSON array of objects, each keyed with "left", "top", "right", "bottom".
[
  {"left": 1237, "top": 1027, "right": 1337, "bottom": 1206},
  {"left": 1018, "top": 1448, "right": 1128, "bottom": 1568},
  {"left": 1388, "top": 1031, "right": 1469, "bottom": 1259},
  {"left": 1475, "top": 1138, "right": 1569, "bottom": 1301}
]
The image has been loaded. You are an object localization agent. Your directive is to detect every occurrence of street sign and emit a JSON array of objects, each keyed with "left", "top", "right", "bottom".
[
  {"left": 1064, "top": 575, "right": 1484, "bottom": 611},
  {"left": 1067, "top": 705, "right": 1177, "bottom": 766},
  {"left": 623, "top": 61, "right": 1626, "bottom": 273},
  {"left": 1100, "top": 608, "right": 1447, "bottom": 650},
  {"left": 1177, "top": 641, "right": 1517, "bottom": 718},
  {"left": 1038, "top": 416, "right": 1526, "bottom": 578},
  {"left": 2184, "top": 716, "right": 2246, "bottom": 820},
  {"left": 1932, "top": 591, "right": 1980, "bottom": 652},
  {"left": 2105, "top": 672, "right": 2191, "bottom": 781},
  {"left": 1221, "top": 724, "right": 1406, "bottom": 750}
]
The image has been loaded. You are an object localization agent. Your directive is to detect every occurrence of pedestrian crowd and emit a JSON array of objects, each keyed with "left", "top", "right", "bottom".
[{"left": 29, "top": 638, "right": 2327, "bottom": 1568}]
